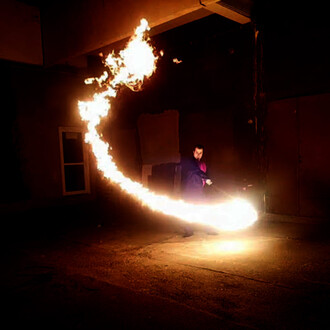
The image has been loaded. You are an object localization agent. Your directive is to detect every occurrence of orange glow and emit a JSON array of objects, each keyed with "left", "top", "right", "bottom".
[
  {"left": 173, "top": 58, "right": 182, "bottom": 64},
  {"left": 204, "top": 240, "right": 247, "bottom": 254},
  {"left": 78, "top": 19, "right": 258, "bottom": 231}
]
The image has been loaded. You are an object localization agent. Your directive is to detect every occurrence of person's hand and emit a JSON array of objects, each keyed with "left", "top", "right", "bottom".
[{"left": 206, "top": 179, "right": 212, "bottom": 186}]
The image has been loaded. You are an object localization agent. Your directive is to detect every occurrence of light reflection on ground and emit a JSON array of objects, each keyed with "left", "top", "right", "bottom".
[
  {"left": 163, "top": 233, "right": 276, "bottom": 259},
  {"left": 204, "top": 239, "right": 248, "bottom": 254}
]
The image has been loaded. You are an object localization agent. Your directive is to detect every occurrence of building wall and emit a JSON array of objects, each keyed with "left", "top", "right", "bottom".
[
  {"left": 0, "top": 0, "right": 43, "bottom": 65},
  {"left": 0, "top": 61, "right": 98, "bottom": 211},
  {"left": 266, "top": 93, "right": 330, "bottom": 218}
]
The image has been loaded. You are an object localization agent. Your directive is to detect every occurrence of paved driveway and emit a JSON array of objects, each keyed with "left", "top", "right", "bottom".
[{"left": 2, "top": 204, "right": 329, "bottom": 329}]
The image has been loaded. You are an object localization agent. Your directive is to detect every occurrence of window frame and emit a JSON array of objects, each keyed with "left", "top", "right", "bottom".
[{"left": 58, "top": 126, "right": 90, "bottom": 196}]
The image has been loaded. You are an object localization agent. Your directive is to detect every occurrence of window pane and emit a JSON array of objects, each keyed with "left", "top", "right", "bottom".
[
  {"left": 64, "top": 165, "right": 85, "bottom": 192},
  {"left": 62, "top": 132, "right": 83, "bottom": 163}
]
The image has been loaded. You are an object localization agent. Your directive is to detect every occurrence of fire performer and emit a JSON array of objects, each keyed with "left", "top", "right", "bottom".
[
  {"left": 181, "top": 144, "right": 212, "bottom": 201},
  {"left": 180, "top": 144, "right": 213, "bottom": 236}
]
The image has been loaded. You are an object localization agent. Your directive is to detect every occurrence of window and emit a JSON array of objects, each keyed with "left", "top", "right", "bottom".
[{"left": 59, "top": 127, "right": 90, "bottom": 195}]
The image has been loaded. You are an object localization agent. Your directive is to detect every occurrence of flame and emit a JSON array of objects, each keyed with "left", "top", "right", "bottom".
[
  {"left": 78, "top": 19, "right": 258, "bottom": 231},
  {"left": 173, "top": 58, "right": 182, "bottom": 64}
]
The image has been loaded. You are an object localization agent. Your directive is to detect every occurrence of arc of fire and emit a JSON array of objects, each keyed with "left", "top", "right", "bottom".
[{"left": 78, "top": 19, "right": 258, "bottom": 231}]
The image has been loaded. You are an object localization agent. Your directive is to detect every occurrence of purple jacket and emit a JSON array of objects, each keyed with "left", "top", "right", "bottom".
[{"left": 181, "top": 157, "right": 209, "bottom": 202}]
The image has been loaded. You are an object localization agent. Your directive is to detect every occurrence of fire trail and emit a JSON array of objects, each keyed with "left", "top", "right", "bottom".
[{"left": 78, "top": 18, "right": 258, "bottom": 231}]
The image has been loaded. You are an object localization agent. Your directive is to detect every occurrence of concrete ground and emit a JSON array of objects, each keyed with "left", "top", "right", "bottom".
[{"left": 1, "top": 199, "right": 329, "bottom": 329}]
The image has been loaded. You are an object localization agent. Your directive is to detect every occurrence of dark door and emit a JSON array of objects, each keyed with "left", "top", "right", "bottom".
[
  {"left": 299, "top": 94, "right": 330, "bottom": 217},
  {"left": 267, "top": 94, "right": 330, "bottom": 218},
  {"left": 266, "top": 98, "right": 299, "bottom": 215}
]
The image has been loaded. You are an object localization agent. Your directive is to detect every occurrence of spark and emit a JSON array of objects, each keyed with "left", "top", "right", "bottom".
[{"left": 173, "top": 58, "right": 182, "bottom": 64}]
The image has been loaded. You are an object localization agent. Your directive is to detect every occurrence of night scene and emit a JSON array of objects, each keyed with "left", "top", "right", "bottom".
[{"left": 0, "top": 0, "right": 329, "bottom": 329}]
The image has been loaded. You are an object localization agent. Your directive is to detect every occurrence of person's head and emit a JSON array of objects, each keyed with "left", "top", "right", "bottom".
[{"left": 193, "top": 144, "right": 204, "bottom": 161}]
